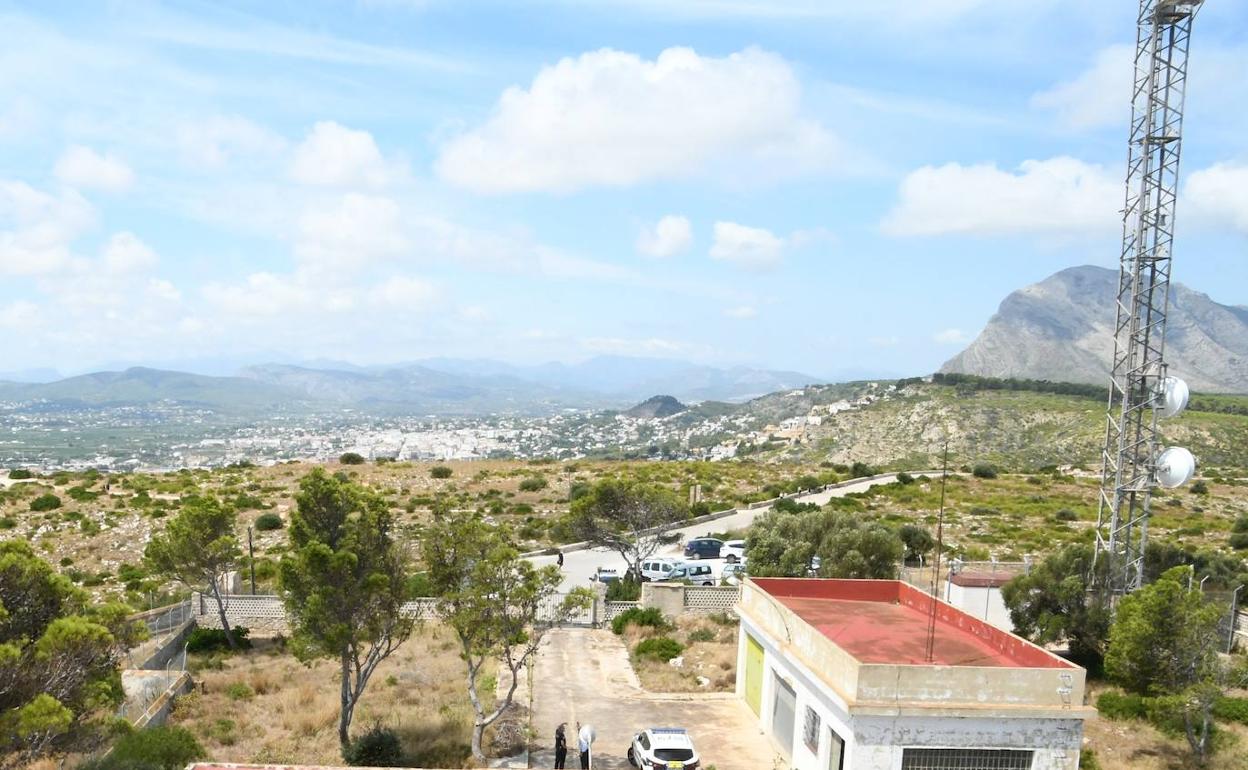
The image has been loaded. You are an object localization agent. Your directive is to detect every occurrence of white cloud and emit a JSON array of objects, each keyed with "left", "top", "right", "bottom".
[
  {"left": 1030, "top": 45, "right": 1130, "bottom": 130},
  {"left": 178, "top": 115, "right": 287, "bottom": 167},
  {"left": 0, "top": 300, "right": 41, "bottom": 330},
  {"left": 202, "top": 272, "right": 327, "bottom": 317},
  {"left": 710, "top": 221, "right": 785, "bottom": 269},
  {"left": 457, "top": 305, "right": 491, "bottom": 322},
  {"left": 290, "top": 121, "right": 394, "bottom": 187},
  {"left": 53, "top": 145, "right": 135, "bottom": 192},
  {"left": 636, "top": 215, "right": 692, "bottom": 258},
  {"left": 581, "top": 336, "right": 690, "bottom": 356},
  {"left": 724, "top": 305, "right": 758, "bottom": 319},
  {"left": 146, "top": 278, "right": 181, "bottom": 302},
  {"left": 295, "top": 193, "right": 408, "bottom": 268},
  {"left": 370, "top": 276, "right": 436, "bottom": 307},
  {"left": 0, "top": 181, "right": 95, "bottom": 275},
  {"left": 933, "top": 328, "right": 970, "bottom": 345},
  {"left": 1185, "top": 163, "right": 1248, "bottom": 233},
  {"left": 882, "top": 157, "right": 1119, "bottom": 236},
  {"left": 869, "top": 335, "right": 900, "bottom": 347},
  {"left": 101, "top": 231, "right": 158, "bottom": 273},
  {"left": 435, "top": 46, "right": 841, "bottom": 193}
]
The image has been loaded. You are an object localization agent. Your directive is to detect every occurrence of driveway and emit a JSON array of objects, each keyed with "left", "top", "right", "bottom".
[{"left": 528, "top": 628, "right": 779, "bottom": 770}]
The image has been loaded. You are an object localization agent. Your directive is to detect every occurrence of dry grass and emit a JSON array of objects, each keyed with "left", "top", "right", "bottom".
[
  {"left": 624, "top": 614, "right": 738, "bottom": 693},
  {"left": 168, "top": 624, "right": 485, "bottom": 767}
]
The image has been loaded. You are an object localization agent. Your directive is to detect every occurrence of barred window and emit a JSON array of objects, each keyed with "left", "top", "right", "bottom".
[
  {"left": 802, "top": 706, "right": 820, "bottom": 753},
  {"left": 900, "top": 748, "right": 1034, "bottom": 770}
]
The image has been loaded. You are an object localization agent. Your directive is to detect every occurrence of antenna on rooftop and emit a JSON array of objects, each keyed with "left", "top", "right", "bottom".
[{"left": 925, "top": 441, "right": 948, "bottom": 664}]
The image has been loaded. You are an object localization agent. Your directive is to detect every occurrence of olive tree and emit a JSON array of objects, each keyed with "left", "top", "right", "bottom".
[
  {"left": 279, "top": 469, "right": 415, "bottom": 748},
  {"left": 423, "top": 510, "right": 592, "bottom": 763},
  {"left": 1001, "top": 544, "right": 1110, "bottom": 667},
  {"left": 747, "top": 507, "right": 903, "bottom": 579},
  {"left": 568, "top": 480, "right": 688, "bottom": 579}
]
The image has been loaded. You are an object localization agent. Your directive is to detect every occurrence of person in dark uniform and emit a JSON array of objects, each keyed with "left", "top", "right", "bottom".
[
  {"left": 554, "top": 723, "right": 568, "bottom": 769},
  {"left": 556, "top": 550, "right": 565, "bottom": 569}
]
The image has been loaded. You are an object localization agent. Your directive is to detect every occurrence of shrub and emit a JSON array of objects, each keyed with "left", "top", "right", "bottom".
[
  {"left": 1234, "top": 516, "right": 1248, "bottom": 534},
  {"left": 8, "top": 468, "right": 32, "bottom": 480},
  {"left": 972, "top": 464, "right": 998, "bottom": 479},
  {"left": 224, "top": 682, "right": 254, "bottom": 700},
  {"left": 1191, "top": 480, "right": 1209, "bottom": 495},
  {"left": 254, "top": 512, "right": 283, "bottom": 531},
  {"left": 1214, "top": 696, "right": 1248, "bottom": 725},
  {"left": 430, "top": 465, "right": 453, "bottom": 479},
  {"left": 518, "top": 476, "right": 548, "bottom": 492},
  {"left": 342, "top": 725, "right": 405, "bottom": 767},
  {"left": 1079, "top": 748, "right": 1101, "bottom": 770},
  {"left": 103, "top": 725, "right": 205, "bottom": 770},
  {"left": 0, "top": 517, "right": 15, "bottom": 530},
  {"left": 339, "top": 452, "right": 366, "bottom": 465},
  {"left": 895, "top": 472, "right": 915, "bottom": 485},
  {"left": 635, "top": 636, "right": 684, "bottom": 662},
  {"left": 1054, "top": 509, "right": 1079, "bottom": 522},
  {"left": 1230, "top": 533, "right": 1248, "bottom": 551},
  {"left": 849, "top": 462, "right": 875, "bottom": 478},
  {"left": 606, "top": 578, "right": 641, "bottom": 601},
  {"left": 687, "top": 628, "right": 716, "bottom": 643},
  {"left": 1096, "top": 691, "right": 1146, "bottom": 721},
  {"left": 29, "top": 493, "right": 62, "bottom": 512},
  {"left": 186, "top": 626, "right": 251, "bottom": 654},
  {"left": 611, "top": 607, "right": 671, "bottom": 635}
]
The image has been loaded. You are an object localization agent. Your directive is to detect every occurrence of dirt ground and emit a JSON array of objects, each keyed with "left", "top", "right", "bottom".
[{"left": 528, "top": 627, "right": 779, "bottom": 770}]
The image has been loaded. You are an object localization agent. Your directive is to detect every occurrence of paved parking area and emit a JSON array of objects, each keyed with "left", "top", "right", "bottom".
[{"left": 528, "top": 628, "right": 779, "bottom": 770}]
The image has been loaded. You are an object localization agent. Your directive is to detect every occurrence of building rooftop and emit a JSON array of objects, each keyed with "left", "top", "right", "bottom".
[{"left": 750, "top": 577, "right": 1072, "bottom": 669}]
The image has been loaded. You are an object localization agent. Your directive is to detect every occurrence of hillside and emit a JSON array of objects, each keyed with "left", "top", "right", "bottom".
[
  {"left": 0, "top": 367, "right": 305, "bottom": 411},
  {"left": 942, "top": 265, "right": 1248, "bottom": 393},
  {"left": 624, "top": 395, "right": 688, "bottom": 418}
]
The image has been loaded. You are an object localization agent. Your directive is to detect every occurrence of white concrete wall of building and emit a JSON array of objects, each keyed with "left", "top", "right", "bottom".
[
  {"left": 944, "top": 581, "right": 1015, "bottom": 632},
  {"left": 739, "top": 613, "right": 1084, "bottom": 770}
]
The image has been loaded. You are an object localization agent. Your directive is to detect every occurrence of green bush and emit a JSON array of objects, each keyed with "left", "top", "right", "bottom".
[
  {"left": 339, "top": 452, "right": 366, "bottom": 465},
  {"left": 895, "top": 472, "right": 915, "bottom": 485},
  {"left": 606, "top": 578, "right": 641, "bottom": 601},
  {"left": 8, "top": 468, "right": 33, "bottom": 480},
  {"left": 611, "top": 607, "right": 671, "bottom": 635},
  {"left": 1234, "top": 516, "right": 1248, "bottom": 534},
  {"left": 30, "top": 493, "right": 62, "bottom": 512},
  {"left": 635, "top": 636, "right": 684, "bottom": 662},
  {"left": 254, "top": 512, "right": 284, "bottom": 531},
  {"left": 849, "top": 462, "right": 875, "bottom": 478},
  {"left": 1230, "top": 533, "right": 1248, "bottom": 550},
  {"left": 430, "top": 465, "right": 453, "bottom": 479},
  {"left": 687, "top": 628, "right": 716, "bottom": 643},
  {"left": 342, "top": 725, "right": 405, "bottom": 766},
  {"left": 100, "top": 725, "right": 205, "bottom": 770},
  {"left": 1054, "top": 509, "right": 1079, "bottom": 522},
  {"left": 1214, "top": 696, "right": 1248, "bottom": 725},
  {"left": 518, "top": 476, "right": 548, "bottom": 492},
  {"left": 0, "top": 517, "right": 15, "bottom": 530},
  {"left": 225, "top": 682, "right": 254, "bottom": 700},
  {"left": 1078, "top": 748, "right": 1101, "bottom": 770},
  {"left": 1191, "top": 480, "right": 1209, "bottom": 495},
  {"left": 1096, "top": 691, "right": 1146, "bottom": 720},
  {"left": 972, "top": 464, "right": 998, "bottom": 479},
  {"left": 186, "top": 626, "right": 251, "bottom": 653}
]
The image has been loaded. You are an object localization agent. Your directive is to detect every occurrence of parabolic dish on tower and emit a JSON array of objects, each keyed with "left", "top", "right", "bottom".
[
  {"left": 1159, "top": 376, "right": 1190, "bottom": 419},
  {"left": 1156, "top": 446, "right": 1196, "bottom": 488}
]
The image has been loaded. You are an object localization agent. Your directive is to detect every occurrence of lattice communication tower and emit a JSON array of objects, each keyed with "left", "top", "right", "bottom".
[{"left": 1094, "top": 0, "right": 1203, "bottom": 597}]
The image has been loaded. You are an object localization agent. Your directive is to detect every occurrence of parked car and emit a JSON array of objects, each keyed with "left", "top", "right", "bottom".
[
  {"left": 593, "top": 567, "right": 621, "bottom": 583},
  {"left": 627, "top": 728, "right": 701, "bottom": 770},
  {"left": 641, "top": 557, "right": 681, "bottom": 582},
  {"left": 666, "top": 563, "right": 715, "bottom": 586},
  {"left": 721, "top": 563, "right": 747, "bottom": 585},
  {"left": 720, "top": 540, "right": 746, "bottom": 564},
  {"left": 683, "top": 537, "right": 723, "bottom": 560}
]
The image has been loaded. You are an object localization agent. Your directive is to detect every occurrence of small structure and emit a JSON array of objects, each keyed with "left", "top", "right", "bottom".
[
  {"left": 943, "top": 569, "right": 1019, "bottom": 632},
  {"left": 736, "top": 578, "right": 1091, "bottom": 770}
]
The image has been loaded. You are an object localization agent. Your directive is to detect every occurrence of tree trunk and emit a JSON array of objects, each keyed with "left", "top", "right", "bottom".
[
  {"left": 339, "top": 652, "right": 353, "bottom": 747},
  {"left": 208, "top": 576, "right": 238, "bottom": 650}
]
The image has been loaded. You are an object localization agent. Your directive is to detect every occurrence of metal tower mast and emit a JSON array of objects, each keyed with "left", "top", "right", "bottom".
[{"left": 1094, "top": 0, "right": 1202, "bottom": 596}]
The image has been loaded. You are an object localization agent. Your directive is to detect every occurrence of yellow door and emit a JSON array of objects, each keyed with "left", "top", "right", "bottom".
[{"left": 744, "top": 633, "right": 764, "bottom": 716}]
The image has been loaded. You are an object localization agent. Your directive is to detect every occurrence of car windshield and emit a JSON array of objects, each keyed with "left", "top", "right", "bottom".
[{"left": 654, "top": 749, "right": 694, "bottom": 761}]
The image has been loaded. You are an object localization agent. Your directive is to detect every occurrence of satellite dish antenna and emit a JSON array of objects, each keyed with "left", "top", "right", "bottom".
[
  {"left": 1156, "top": 446, "right": 1196, "bottom": 488},
  {"left": 1159, "top": 376, "right": 1190, "bottom": 418}
]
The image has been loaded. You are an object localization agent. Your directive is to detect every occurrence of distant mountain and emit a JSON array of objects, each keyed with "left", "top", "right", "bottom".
[
  {"left": 624, "top": 395, "right": 687, "bottom": 419},
  {"left": 0, "top": 367, "right": 303, "bottom": 410},
  {"left": 942, "top": 266, "right": 1248, "bottom": 393}
]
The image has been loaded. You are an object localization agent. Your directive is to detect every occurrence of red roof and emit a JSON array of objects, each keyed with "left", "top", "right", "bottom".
[{"left": 750, "top": 578, "right": 1072, "bottom": 669}]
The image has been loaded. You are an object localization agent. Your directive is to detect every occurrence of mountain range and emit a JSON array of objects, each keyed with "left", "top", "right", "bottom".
[
  {"left": 0, "top": 356, "right": 820, "bottom": 415},
  {"left": 942, "top": 265, "right": 1248, "bottom": 393}
]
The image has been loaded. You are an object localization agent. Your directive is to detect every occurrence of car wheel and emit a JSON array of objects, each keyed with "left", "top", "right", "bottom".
[
  {"left": 726, "top": 554, "right": 738, "bottom": 564},
  {"left": 690, "top": 552, "right": 701, "bottom": 560},
  {"left": 703, "top": 581, "right": 713, "bottom": 586},
  {"left": 627, "top": 747, "right": 636, "bottom": 767}
]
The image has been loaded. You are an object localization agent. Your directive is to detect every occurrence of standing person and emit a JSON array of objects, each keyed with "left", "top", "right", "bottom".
[
  {"left": 554, "top": 723, "right": 568, "bottom": 769},
  {"left": 556, "top": 549, "right": 565, "bottom": 569},
  {"left": 577, "top": 722, "right": 594, "bottom": 770}
]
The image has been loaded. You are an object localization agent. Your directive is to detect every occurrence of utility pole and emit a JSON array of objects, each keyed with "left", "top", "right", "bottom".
[{"left": 248, "top": 526, "right": 256, "bottom": 595}]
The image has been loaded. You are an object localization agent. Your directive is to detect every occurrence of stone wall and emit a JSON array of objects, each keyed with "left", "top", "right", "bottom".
[{"left": 191, "top": 594, "right": 441, "bottom": 635}]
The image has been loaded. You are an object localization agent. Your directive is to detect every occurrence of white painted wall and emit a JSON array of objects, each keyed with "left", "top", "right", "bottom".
[
  {"left": 944, "top": 581, "right": 1015, "bottom": 632},
  {"left": 738, "top": 614, "right": 1084, "bottom": 770}
]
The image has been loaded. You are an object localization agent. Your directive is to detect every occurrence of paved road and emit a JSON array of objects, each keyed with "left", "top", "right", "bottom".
[
  {"left": 531, "top": 472, "right": 941, "bottom": 592},
  {"left": 528, "top": 628, "right": 778, "bottom": 770}
]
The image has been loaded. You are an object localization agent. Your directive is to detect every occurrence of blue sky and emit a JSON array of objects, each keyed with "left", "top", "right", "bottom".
[{"left": 1, "top": 0, "right": 1245, "bottom": 380}]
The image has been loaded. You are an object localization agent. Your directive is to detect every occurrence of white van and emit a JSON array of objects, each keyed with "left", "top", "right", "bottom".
[
  {"left": 641, "top": 557, "right": 681, "bottom": 582},
  {"left": 666, "top": 562, "right": 715, "bottom": 586}
]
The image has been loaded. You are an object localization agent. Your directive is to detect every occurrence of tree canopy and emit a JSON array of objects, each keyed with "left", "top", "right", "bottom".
[
  {"left": 746, "top": 507, "right": 903, "bottom": 579},
  {"left": 1000, "top": 544, "right": 1110, "bottom": 667},
  {"left": 568, "top": 479, "right": 688, "bottom": 577},
  {"left": 423, "top": 509, "right": 591, "bottom": 763},
  {"left": 279, "top": 469, "right": 414, "bottom": 747},
  {"left": 1, "top": 540, "right": 144, "bottom": 767},
  {"left": 144, "top": 496, "right": 241, "bottom": 649}
]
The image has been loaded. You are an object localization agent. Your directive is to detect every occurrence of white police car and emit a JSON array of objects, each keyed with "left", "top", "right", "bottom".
[{"left": 627, "top": 727, "right": 701, "bottom": 770}]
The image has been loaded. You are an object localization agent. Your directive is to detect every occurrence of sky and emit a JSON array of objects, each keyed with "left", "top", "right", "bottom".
[{"left": 1, "top": 0, "right": 1246, "bottom": 380}]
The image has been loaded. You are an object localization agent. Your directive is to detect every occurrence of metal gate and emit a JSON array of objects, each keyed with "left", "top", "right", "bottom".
[
  {"left": 538, "top": 592, "right": 595, "bottom": 627},
  {"left": 900, "top": 749, "right": 1034, "bottom": 770},
  {"left": 772, "top": 674, "right": 796, "bottom": 758}
]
